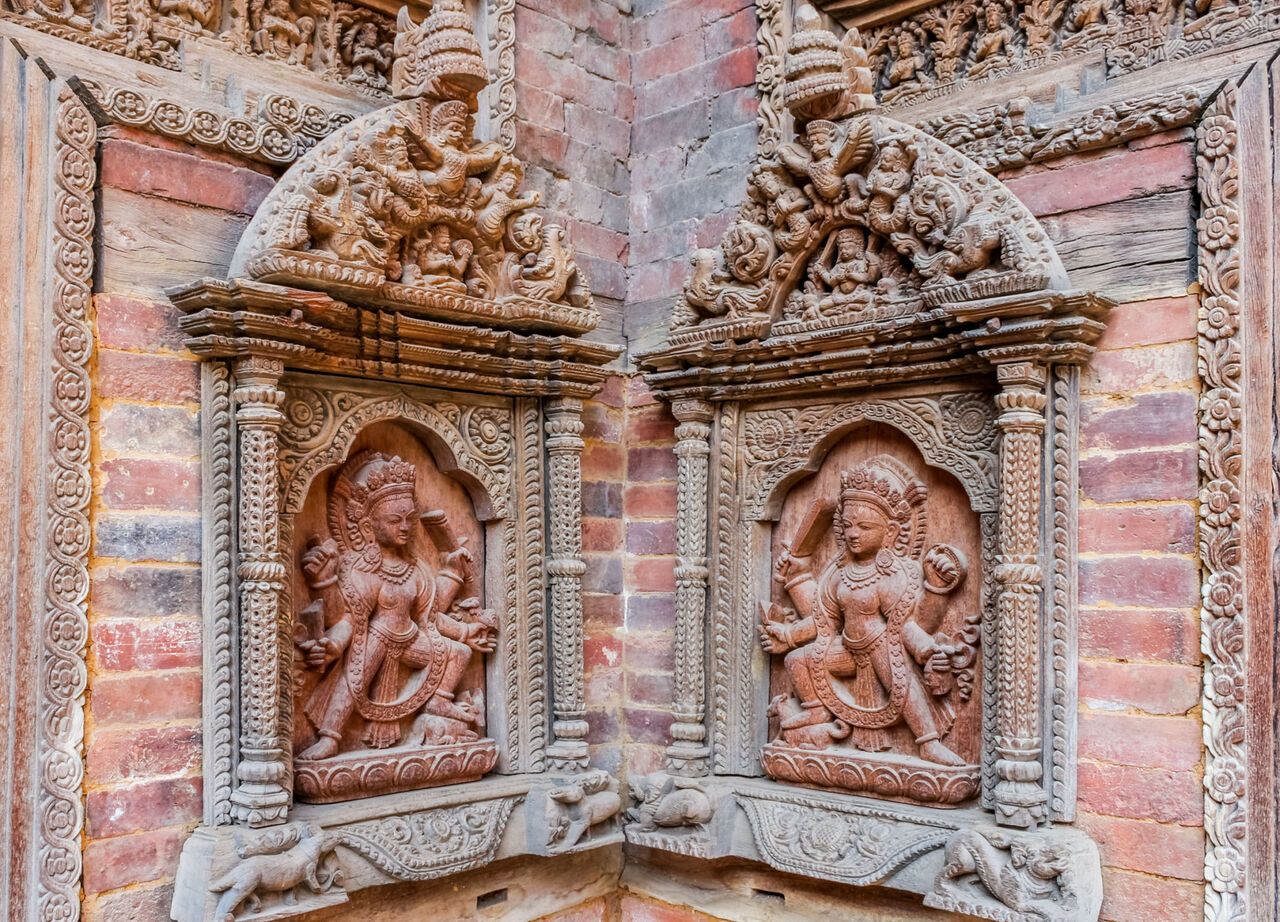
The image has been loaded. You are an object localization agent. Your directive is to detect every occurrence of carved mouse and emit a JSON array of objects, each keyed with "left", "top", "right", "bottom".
[
  {"left": 209, "top": 823, "right": 341, "bottom": 921},
  {"left": 768, "top": 694, "right": 852, "bottom": 750}
]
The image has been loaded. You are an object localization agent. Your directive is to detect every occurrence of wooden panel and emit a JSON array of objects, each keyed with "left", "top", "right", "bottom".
[{"left": 1039, "top": 191, "right": 1194, "bottom": 304}]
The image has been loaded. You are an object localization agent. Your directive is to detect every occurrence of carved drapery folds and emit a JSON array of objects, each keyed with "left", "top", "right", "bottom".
[
  {"left": 169, "top": 5, "right": 620, "bottom": 919},
  {"left": 636, "top": 7, "right": 1109, "bottom": 920}
]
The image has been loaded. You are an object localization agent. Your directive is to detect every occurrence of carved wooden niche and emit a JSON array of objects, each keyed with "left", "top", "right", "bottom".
[
  {"left": 166, "top": 5, "right": 622, "bottom": 920},
  {"left": 635, "top": 6, "right": 1111, "bottom": 922}
]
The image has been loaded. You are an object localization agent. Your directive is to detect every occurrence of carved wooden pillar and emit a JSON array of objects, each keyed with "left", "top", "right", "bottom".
[
  {"left": 230, "top": 355, "right": 291, "bottom": 826},
  {"left": 666, "top": 399, "right": 714, "bottom": 776},
  {"left": 991, "top": 360, "right": 1050, "bottom": 828},
  {"left": 544, "top": 396, "right": 589, "bottom": 770}
]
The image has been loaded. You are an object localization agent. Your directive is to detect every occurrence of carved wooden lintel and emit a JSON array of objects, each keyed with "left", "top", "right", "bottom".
[{"left": 635, "top": 6, "right": 1110, "bottom": 913}]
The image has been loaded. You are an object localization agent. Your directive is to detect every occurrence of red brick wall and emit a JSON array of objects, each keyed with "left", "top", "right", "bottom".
[
  {"left": 83, "top": 131, "right": 276, "bottom": 920},
  {"left": 76, "top": 5, "right": 1211, "bottom": 922}
]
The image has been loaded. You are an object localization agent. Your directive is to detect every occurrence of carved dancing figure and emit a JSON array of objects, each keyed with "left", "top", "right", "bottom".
[
  {"left": 887, "top": 27, "right": 927, "bottom": 88},
  {"left": 295, "top": 452, "right": 497, "bottom": 761},
  {"left": 759, "top": 456, "right": 966, "bottom": 766},
  {"left": 342, "top": 19, "right": 393, "bottom": 90},
  {"left": 970, "top": 1, "right": 1014, "bottom": 71}
]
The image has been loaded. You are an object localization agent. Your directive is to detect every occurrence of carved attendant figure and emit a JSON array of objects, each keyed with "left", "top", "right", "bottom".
[
  {"left": 414, "top": 100, "right": 504, "bottom": 204},
  {"left": 760, "top": 456, "right": 965, "bottom": 766},
  {"left": 295, "top": 451, "right": 496, "bottom": 760},
  {"left": 342, "top": 19, "right": 393, "bottom": 90}
]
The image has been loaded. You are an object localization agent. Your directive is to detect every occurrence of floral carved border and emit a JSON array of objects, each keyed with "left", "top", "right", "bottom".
[
  {"left": 1196, "top": 84, "right": 1246, "bottom": 922},
  {"left": 39, "top": 84, "right": 96, "bottom": 922}
]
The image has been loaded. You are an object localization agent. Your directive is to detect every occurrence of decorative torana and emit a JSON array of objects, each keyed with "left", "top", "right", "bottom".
[
  {"left": 634, "top": 6, "right": 1111, "bottom": 920},
  {"left": 168, "top": 5, "right": 621, "bottom": 920}
]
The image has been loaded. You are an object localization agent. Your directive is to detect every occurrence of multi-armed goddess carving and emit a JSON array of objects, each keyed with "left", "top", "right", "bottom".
[{"left": 231, "top": 0, "right": 593, "bottom": 330}]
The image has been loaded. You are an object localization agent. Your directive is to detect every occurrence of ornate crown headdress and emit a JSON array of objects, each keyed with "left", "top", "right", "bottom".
[
  {"left": 836, "top": 455, "right": 928, "bottom": 558},
  {"left": 783, "top": 3, "right": 877, "bottom": 121},
  {"left": 392, "top": 0, "right": 489, "bottom": 104}
]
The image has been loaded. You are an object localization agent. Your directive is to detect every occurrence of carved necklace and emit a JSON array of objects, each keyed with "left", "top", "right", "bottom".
[
  {"left": 840, "top": 553, "right": 892, "bottom": 591},
  {"left": 377, "top": 556, "right": 413, "bottom": 585}
]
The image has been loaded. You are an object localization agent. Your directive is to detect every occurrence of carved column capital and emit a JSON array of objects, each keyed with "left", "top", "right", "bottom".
[
  {"left": 990, "top": 359, "right": 1050, "bottom": 828},
  {"left": 668, "top": 397, "right": 715, "bottom": 776},
  {"left": 544, "top": 397, "right": 589, "bottom": 770},
  {"left": 230, "top": 357, "right": 290, "bottom": 826}
]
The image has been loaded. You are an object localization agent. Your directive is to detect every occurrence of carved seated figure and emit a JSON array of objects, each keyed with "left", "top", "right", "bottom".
[
  {"left": 295, "top": 451, "right": 496, "bottom": 762},
  {"left": 342, "top": 19, "right": 393, "bottom": 90},
  {"left": 759, "top": 457, "right": 966, "bottom": 768},
  {"left": 251, "top": 0, "right": 315, "bottom": 64},
  {"left": 401, "top": 223, "right": 472, "bottom": 291},
  {"left": 969, "top": 1, "right": 1014, "bottom": 74}
]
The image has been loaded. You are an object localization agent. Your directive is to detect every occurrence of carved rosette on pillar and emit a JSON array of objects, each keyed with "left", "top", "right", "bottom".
[
  {"left": 167, "top": 5, "right": 622, "bottom": 920},
  {"left": 634, "top": 6, "right": 1110, "bottom": 920}
]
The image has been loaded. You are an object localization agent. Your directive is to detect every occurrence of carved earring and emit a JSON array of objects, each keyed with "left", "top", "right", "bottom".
[{"left": 876, "top": 548, "right": 894, "bottom": 570}]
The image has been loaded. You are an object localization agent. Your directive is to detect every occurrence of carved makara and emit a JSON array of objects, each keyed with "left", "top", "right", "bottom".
[
  {"left": 760, "top": 454, "right": 981, "bottom": 804},
  {"left": 230, "top": 0, "right": 596, "bottom": 333},
  {"left": 291, "top": 449, "right": 499, "bottom": 801}
]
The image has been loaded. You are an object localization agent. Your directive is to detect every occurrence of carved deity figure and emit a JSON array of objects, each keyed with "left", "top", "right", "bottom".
[
  {"left": 816, "top": 227, "right": 882, "bottom": 310},
  {"left": 778, "top": 118, "right": 875, "bottom": 205},
  {"left": 414, "top": 99, "right": 504, "bottom": 205},
  {"left": 342, "top": 19, "right": 393, "bottom": 90},
  {"left": 474, "top": 158, "right": 540, "bottom": 245},
  {"left": 760, "top": 456, "right": 967, "bottom": 766},
  {"left": 1062, "top": 0, "right": 1119, "bottom": 38},
  {"left": 887, "top": 28, "right": 927, "bottom": 88},
  {"left": 970, "top": 1, "right": 1014, "bottom": 71},
  {"left": 10, "top": 0, "right": 94, "bottom": 30},
  {"left": 295, "top": 451, "right": 497, "bottom": 760},
  {"left": 152, "top": 0, "right": 215, "bottom": 31},
  {"left": 251, "top": 0, "right": 315, "bottom": 64},
  {"left": 402, "top": 224, "right": 472, "bottom": 291}
]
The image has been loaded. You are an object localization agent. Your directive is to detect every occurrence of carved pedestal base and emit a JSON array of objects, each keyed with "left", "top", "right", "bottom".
[
  {"left": 761, "top": 744, "right": 980, "bottom": 807},
  {"left": 294, "top": 740, "right": 499, "bottom": 803}
]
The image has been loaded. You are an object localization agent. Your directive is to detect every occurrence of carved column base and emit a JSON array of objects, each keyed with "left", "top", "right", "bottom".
[
  {"left": 546, "top": 718, "right": 590, "bottom": 771},
  {"left": 924, "top": 823, "right": 1101, "bottom": 922}
]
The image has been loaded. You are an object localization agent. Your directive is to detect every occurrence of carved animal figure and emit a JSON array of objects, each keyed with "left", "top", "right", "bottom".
[
  {"left": 768, "top": 694, "right": 852, "bottom": 749},
  {"left": 628, "top": 775, "right": 714, "bottom": 832},
  {"left": 934, "top": 828, "right": 1075, "bottom": 918},
  {"left": 209, "top": 824, "right": 341, "bottom": 921},
  {"left": 546, "top": 773, "right": 621, "bottom": 852}
]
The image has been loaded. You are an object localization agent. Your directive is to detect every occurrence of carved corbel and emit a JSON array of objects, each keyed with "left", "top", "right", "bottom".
[
  {"left": 990, "top": 360, "right": 1050, "bottom": 829},
  {"left": 667, "top": 398, "right": 715, "bottom": 776},
  {"left": 544, "top": 396, "right": 589, "bottom": 770},
  {"left": 229, "top": 354, "right": 293, "bottom": 827}
]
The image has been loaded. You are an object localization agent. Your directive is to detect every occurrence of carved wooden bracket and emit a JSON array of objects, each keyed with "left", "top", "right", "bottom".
[
  {"left": 167, "top": 6, "right": 622, "bottom": 919},
  {"left": 634, "top": 7, "right": 1110, "bottom": 921}
]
